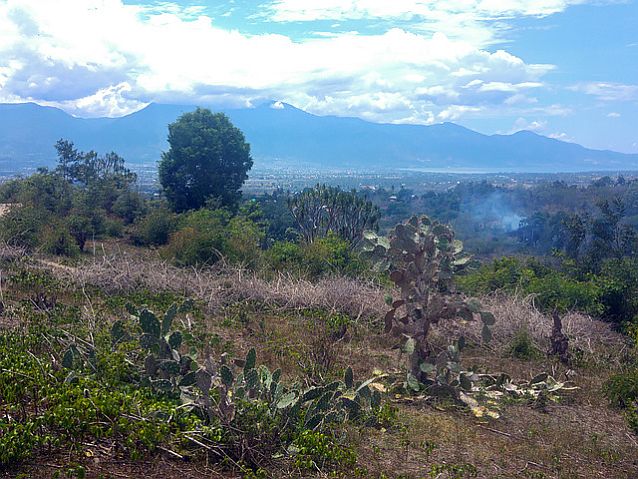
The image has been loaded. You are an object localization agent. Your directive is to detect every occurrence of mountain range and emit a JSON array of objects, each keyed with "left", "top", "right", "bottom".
[{"left": 1, "top": 102, "right": 637, "bottom": 173}]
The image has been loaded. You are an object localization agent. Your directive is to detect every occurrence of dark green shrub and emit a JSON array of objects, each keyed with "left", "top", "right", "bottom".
[
  {"left": 266, "top": 234, "right": 367, "bottom": 279},
  {"left": 112, "top": 190, "right": 147, "bottom": 224},
  {"left": 597, "top": 258, "right": 638, "bottom": 327},
  {"left": 40, "top": 221, "right": 80, "bottom": 257},
  {"left": 131, "top": 208, "right": 177, "bottom": 246},
  {"left": 104, "top": 217, "right": 125, "bottom": 237},
  {"left": 65, "top": 192, "right": 108, "bottom": 250},
  {"left": 0, "top": 205, "right": 48, "bottom": 249},
  {"left": 604, "top": 367, "right": 638, "bottom": 408},
  {"left": 303, "top": 233, "right": 368, "bottom": 278},
  {"left": 265, "top": 241, "right": 304, "bottom": 273},
  {"left": 225, "top": 215, "right": 265, "bottom": 267},
  {"left": 526, "top": 273, "right": 603, "bottom": 315},
  {"left": 509, "top": 329, "right": 542, "bottom": 360},
  {"left": 456, "top": 257, "right": 531, "bottom": 294},
  {"left": 291, "top": 430, "right": 361, "bottom": 476},
  {"left": 162, "top": 209, "right": 229, "bottom": 266},
  {"left": 458, "top": 257, "right": 604, "bottom": 315}
]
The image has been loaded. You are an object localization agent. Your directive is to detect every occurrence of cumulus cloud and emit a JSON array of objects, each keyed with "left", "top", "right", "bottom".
[
  {"left": 607, "top": 112, "right": 621, "bottom": 118},
  {"left": 51, "top": 82, "right": 148, "bottom": 118},
  {"left": 0, "top": 0, "right": 561, "bottom": 123}
]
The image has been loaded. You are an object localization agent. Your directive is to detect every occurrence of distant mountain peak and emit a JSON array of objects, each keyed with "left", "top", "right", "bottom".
[{"left": 1, "top": 102, "right": 637, "bottom": 173}]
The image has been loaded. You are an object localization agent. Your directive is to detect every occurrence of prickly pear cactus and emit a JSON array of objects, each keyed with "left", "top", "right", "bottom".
[
  {"left": 361, "top": 215, "right": 494, "bottom": 384},
  {"left": 112, "top": 300, "right": 196, "bottom": 392}
]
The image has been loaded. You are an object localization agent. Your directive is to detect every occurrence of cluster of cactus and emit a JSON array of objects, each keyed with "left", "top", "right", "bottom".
[
  {"left": 361, "top": 215, "right": 495, "bottom": 387},
  {"left": 405, "top": 338, "right": 480, "bottom": 400},
  {"left": 191, "top": 348, "right": 383, "bottom": 430},
  {"left": 459, "top": 371, "right": 578, "bottom": 416},
  {"left": 110, "top": 300, "right": 196, "bottom": 392},
  {"left": 108, "top": 302, "right": 384, "bottom": 433}
]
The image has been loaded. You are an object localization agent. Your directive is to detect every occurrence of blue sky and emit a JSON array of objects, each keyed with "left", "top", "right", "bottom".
[{"left": 0, "top": 0, "right": 636, "bottom": 153}]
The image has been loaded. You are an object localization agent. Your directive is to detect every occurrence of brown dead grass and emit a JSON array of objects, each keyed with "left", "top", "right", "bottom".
[
  {"left": 435, "top": 294, "right": 630, "bottom": 368},
  {"left": 46, "top": 252, "right": 387, "bottom": 323},
  {"left": 0, "top": 242, "right": 26, "bottom": 262},
  {"left": 358, "top": 400, "right": 638, "bottom": 479}
]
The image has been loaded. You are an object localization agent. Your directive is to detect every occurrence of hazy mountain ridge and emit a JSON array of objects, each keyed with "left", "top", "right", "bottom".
[{"left": 1, "top": 102, "right": 636, "bottom": 172}]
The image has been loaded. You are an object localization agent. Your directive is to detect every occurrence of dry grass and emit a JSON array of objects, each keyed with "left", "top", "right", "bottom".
[
  {"left": 37, "top": 250, "right": 629, "bottom": 366},
  {"left": 359, "top": 401, "right": 638, "bottom": 479},
  {"left": 435, "top": 293, "right": 630, "bottom": 367},
  {"left": 0, "top": 242, "right": 26, "bottom": 261},
  {"left": 45, "top": 252, "right": 388, "bottom": 323}
]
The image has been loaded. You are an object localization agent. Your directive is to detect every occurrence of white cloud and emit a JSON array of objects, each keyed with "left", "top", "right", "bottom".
[
  {"left": 264, "top": 0, "right": 588, "bottom": 45},
  {"left": 266, "top": 0, "right": 583, "bottom": 21},
  {"left": 0, "top": 0, "right": 557, "bottom": 123},
  {"left": 438, "top": 105, "right": 484, "bottom": 122},
  {"left": 607, "top": 111, "right": 621, "bottom": 118},
  {"left": 571, "top": 82, "right": 638, "bottom": 101},
  {"left": 508, "top": 117, "right": 547, "bottom": 133},
  {"left": 548, "top": 132, "right": 574, "bottom": 142},
  {"left": 52, "top": 82, "right": 148, "bottom": 118}
]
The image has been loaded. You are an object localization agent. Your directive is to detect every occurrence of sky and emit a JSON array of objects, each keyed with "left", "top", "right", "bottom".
[{"left": 0, "top": 0, "right": 636, "bottom": 153}]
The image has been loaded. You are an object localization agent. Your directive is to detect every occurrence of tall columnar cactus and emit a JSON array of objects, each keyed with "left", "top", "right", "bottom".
[
  {"left": 362, "top": 215, "right": 494, "bottom": 384},
  {"left": 288, "top": 184, "right": 380, "bottom": 246}
]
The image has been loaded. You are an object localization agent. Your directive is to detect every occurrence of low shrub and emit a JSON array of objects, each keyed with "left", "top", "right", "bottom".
[
  {"left": 509, "top": 329, "right": 543, "bottom": 360},
  {"left": 604, "top": 367, "right": 638, "bottom": 409},
  {"left": 40, "top": 221, "right": 80, "bottom": 257},
  {"left": 130, "top": 207, "right": 178, "bottom": 246},
  {"left": 290, "top": 430, "right": 362, "bottom": 476},
  {"left": 458, "top": 257, "right": 604, "bottom": 316},
  {"left": 604, "top": 366, "right": 638, "bottom": 435},
  {"left": 266, "top": 233, "right": 367, "bottom": 279}
]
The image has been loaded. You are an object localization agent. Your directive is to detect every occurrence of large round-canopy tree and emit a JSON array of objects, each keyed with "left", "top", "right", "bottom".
[{"left": 158, "top": 108, "right": 253, "bottom": 212}]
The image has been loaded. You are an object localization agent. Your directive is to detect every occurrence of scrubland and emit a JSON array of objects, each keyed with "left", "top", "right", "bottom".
[{"left": 1, "top": 241, "right": 636, "bottom": 479}]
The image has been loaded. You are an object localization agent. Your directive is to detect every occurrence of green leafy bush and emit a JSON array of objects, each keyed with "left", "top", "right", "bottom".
[
  {"left": 225, "top": 215, "right": 265, "bottom": 267},
  {"left": 509, "top": 329, "right": 542, "bottom": 360},
  {"left": 604, "top": 367, "right": 638, "bottom": 435},
  {"left": 0, "top": 205, "right": 48, "bottom": 249},
  {"left": 265, "top": 241, "right": 305, "bottom": 272},
  {"left": 604, "top": 367, "right": 638, "bottom": 409},
  {"left": 40, "top": 221, "right": 80, "bottom": 257},
  {"left": 160, "top": 209, "right": 265, "bottom": 267},
  {"left": 266, "top": 233, "right": 367, "bottom": 279},
  {"left": 526, "top": 273, "right": 603, "bottom": 315},
  {"left": 290, "top": 430, "right": 361, "bottom": 476},
  {"left": 162, "top": 209, "right": 229, "bottom": 265},
  {"left": 112, "top": 190, "right": 147, "bottom": 224},
  {"left": 597, "top": 258, "right": 638, "bottom": 327},
  {"left": 458, "top": 257, "right": 604, "bottom": 315},
  {"left": 131, "top": 207, "right": 178, "bottom": 246},
  {"left": 0, "top": 329, "right": 204, "bottom": 467}
]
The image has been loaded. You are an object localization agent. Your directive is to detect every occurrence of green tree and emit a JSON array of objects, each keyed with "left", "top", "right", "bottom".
[
  {"left": 55, "top": 139, "right": 136, "bottom": 190},
  {"left": 158, "top": 108, "right": 253, "bottom": 212}
]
